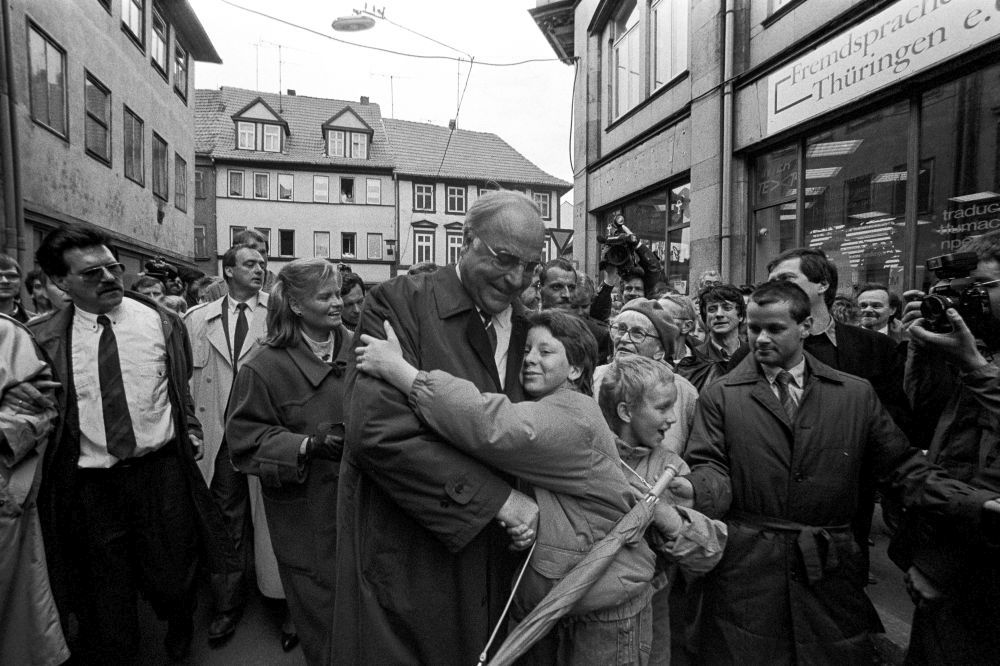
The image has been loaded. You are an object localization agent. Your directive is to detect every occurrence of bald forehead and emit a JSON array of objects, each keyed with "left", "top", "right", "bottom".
[{"left": 858, "top": 289, "right": 889, "bottom": 305}]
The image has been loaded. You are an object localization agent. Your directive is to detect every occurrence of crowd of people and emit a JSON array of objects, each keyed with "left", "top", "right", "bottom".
[{"left": 1, "top": 189, "right": 999, "bottom": 666}]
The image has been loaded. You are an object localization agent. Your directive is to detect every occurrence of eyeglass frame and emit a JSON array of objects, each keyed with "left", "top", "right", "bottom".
[
  {"left": 69, "top": 262, "right": 126, "bottom": 284},
  {"left": 607, "top": 321, "right": 655, "bottom": 345},
  {"left": 475, "top": 236, "right": 541, "bottom": 274}
]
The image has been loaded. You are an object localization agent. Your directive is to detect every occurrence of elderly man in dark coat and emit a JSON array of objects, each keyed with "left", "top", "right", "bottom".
[
  {"left": 332, "top": 191, "right": 546, "bottom": 664},
  {"left": 672, "top": 281, "right": 1000, "bottom": 665}
]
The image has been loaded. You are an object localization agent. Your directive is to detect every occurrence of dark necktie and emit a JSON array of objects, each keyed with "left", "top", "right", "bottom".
[
  {"left": 480, "top": 310, "right": 497, "bottom": 354},
  {"left": 97, "top": 315, "right": 138, "bottom": 459},
  {"left": 233, "top": 302, "right": 249, "bottom": 364},
  {"left": 775, "top": 370, "right": 798, "bottom": 422}
]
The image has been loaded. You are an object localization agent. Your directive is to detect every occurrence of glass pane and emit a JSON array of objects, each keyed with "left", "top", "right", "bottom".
[
  {"left": 607, "top": 190, "right": 667, "bottom": 264},
  {"left": 915, "top": 63, "right": 1000, "bottom": 291},
  {"left": 753, "top": 204, "right": 797, "bottom": 283},
  {"left": 46, "top": 43, "right": 65, "bottom": 133},
  {"left": 803, "top": 105, "right": 909, "bottom": 294},
  {"left": 667, "top": 227, "right": 690, "bottom": 294},
  {"left": 754, "top": 145, "right": 798, "bottom": 207},
  {"left": 29, "top": 30, "right": 49, "bottom": 123}
]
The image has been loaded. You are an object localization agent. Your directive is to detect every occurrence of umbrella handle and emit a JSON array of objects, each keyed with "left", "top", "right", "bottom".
[{"left": 644, "top": 463, "right": 680, "bottom": 504}]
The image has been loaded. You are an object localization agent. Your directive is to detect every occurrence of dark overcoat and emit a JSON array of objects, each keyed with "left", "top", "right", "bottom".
[
  {"left": 685, "top": 352, "right": 991, "bottom": 665},
  {"left": 225, "top": 330, "right": 352, "bottom": 666},
  {"left": 332, "top": 267, "right": 528, "bottom": 664},
  {"left": 29, "top": 294, "right": 239, "bottom": 628}
]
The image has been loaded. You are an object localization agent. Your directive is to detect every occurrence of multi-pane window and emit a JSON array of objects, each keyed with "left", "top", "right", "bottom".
[
  {"left": 254, "top": 173, "right": 269, "bottom": 199},
  {"left": 314, "top": 231, "right": 330, "bottom": 258},
  {"left": 151, "top": 8, "right": 168, "bottom": 75},
  {"left": 123, "top": 0, "right": 144, "bottom": 47},
  {"left": 328, "top": 130, "right": 345, "bottom": 157},
  {"left": 414, "top": 231, "right": 434, "bottom": 264},
  {"left": 366, "top": 178, "right": 381, "bottom": 204},
  {"left": 194, "top": 225, "right": 207, "bottom": 257},
  {"left": 228, "top": 170, "right": 244, "bottom": 197},
  {"left": 152, "top": 133, "right": 168, "bottom": 200},
  {"left": 532, "top": 192, "right": 551, "bottom": 220},
  {"left": 237, "top": 122, "right": 255, "bottom": 150},
  {"left": 174, "top": 154, "right": 187, "bottom": 211},
  {"left": 313, "top": 175, "right": 329, "bottom": 202},
  {"left": 651, "top": 0, "right": 688, "bottom": 90},
  {"left": 28, "top": 24, "right": 67, "bottom": 137},
  {"left": 351, "top": 133, "right": 368, "bottom": 159},
  {"left": 341, "top": 178, "right": 355, "bottom": 203},
  {"left": 612, "top": 0, "right": 641, "bottom": 119},
  {"left": 194, "top": 170, "right": 205, "bottom": 199},
  {"left": 263, "top": 125, "right": 280, "bottom": 152},
  {"left": 124, "top": 107, "right": 144, "bottom": 185},
  {"left": 173, "top": 43, "right": 188, "bottom": 99},
  {"left": 342, "top": 232, "right": 357, "bottom": 257},
  {"left": 278, "top": 174, "right": 293, "bottom": 201},
  {"left": 278, "top": 230, "right": 294, "bottom": 257},
  {"left": 447, "top": 186, "right": 466, "bottom": 214},
  {"left": 414, "top": 183, "right": 434, "bottom": 211},
  {"left": 447, "top": 233, "right": 464, "bottom": 265},
  {"left": 84, "top": 73, "right": 111, "bottom": 163}
]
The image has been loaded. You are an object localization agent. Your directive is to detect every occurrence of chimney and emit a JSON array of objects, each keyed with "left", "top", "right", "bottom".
[
  {"left": 287, "top": 89, "right": 296, "bottom": 96},
  {"left": 448, "top": 119, "right": 456, "bottom": 131},
  {"left": 360, "top": 96, "right": 369, "bottom": 104}
]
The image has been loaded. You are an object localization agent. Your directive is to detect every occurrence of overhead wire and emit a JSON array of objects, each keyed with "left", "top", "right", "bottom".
[{"left": 435, "top": 57, "right": 475, "bottom": 177}]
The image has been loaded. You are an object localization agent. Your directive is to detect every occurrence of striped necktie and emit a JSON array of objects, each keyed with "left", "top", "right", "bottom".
[{"left": 775, "top": 370, "right": 798, "bottom": 422}]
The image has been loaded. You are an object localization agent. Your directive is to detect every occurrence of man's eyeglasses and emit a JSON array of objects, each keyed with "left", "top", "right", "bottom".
[
  {"left": 72, "top": 262, "right": 125, "bottom": 284},
  {"left": 477, "top": 237, "right": 540, "bottom": 274},
  {"left": 607, "top": 322, "right": 653, "bottom": 344}
]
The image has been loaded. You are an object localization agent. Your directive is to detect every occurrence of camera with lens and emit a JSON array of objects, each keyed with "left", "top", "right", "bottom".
[
  {"left": 597, "top": 213, "right": 644, "bottom": 277},
  {"left": 919, "top": 252, "right": 992, "bottom": 336},
  {"left": 143, "top": 257, "right": 179, "bottom": 283}
]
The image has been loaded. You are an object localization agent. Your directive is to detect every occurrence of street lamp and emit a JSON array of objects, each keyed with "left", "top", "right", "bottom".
[{"left": 331, "top": 6, "right": 472, "bottom": 61}]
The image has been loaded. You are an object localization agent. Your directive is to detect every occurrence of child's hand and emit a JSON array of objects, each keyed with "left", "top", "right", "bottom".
[{"left": 356, "top": 321, "right": 404, "bottom": 379}]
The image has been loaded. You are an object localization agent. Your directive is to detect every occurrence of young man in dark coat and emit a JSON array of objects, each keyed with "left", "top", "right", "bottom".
[
  {"left": 671, "top": 281, "right": 1000, "bottom": 664},
  {"left": 332, "top": 191, "right": 545, "bottom": 664},
  {"left": 29, "top": 227, "right": 238, "bottom": 663}
]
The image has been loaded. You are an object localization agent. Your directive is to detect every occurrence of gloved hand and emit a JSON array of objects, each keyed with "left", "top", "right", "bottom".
[{"left": 305, "top": 422, "right": 345, "bottom": 461}]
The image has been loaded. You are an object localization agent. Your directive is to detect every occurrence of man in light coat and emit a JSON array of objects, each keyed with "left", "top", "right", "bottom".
[
  {"left": 184, "top": 243, "right": 267, "bottom": 643},
  {"left": 0, "top": 314, "right": 68, "bottom": 666}
]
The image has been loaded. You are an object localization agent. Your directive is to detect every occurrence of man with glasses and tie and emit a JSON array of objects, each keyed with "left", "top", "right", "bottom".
[
  {"left": 183, "top": 243, "right": 267, "bottom": 645},
  {"left": 29, "top": 227, "right": 236, "bottom": 663},
  {"left": 333, "top": 190, "right": 546, "bottom": 664},
  {"left": 671, "top": 280, "right": 1000, "bottom": 664}
]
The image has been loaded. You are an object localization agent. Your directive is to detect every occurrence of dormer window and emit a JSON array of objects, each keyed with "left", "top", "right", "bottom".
[
  {"left": 322, "top": 106, "right": 373, "bottom": 160},
  {"left": 232, "top": 97, "right": 289, "bottom": 153}
]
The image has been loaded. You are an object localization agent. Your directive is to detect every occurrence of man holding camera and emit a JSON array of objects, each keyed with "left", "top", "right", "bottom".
[{"left": 890, "top": 247, "right": 1000, "bottom": 664}]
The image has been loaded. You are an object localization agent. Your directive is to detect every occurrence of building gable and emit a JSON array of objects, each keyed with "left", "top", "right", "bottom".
[{"left": 323, "top": 107, "right": 372, "bottom": 133}]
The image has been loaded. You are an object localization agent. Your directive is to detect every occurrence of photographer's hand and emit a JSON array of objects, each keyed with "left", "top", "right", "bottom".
[{"left": 908, "top": 308, "right": 988, "bottom": 372}]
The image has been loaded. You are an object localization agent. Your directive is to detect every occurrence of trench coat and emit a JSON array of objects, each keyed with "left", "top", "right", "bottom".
[
  {"left": 226, "top": 329, "right": 351, "bottom": 666},
  {"left": 0, "top": 315, "right": 68, "bottom": 666},
  {"left": 685, "top": 352, "right": 994, "bottom": 665},
  {"left": 28, "top": 294, "right": 240, "bottom": 630},
  {"left": 184, "top": 292, "right": 268, "bottom": 485},
  {"left": 332, "top": 267, "right": 528, "bottom": 665}
]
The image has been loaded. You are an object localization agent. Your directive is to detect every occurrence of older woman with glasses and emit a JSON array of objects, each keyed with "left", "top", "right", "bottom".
[{"left": 225, "top": 258, "right": 351, "bottom": 666}]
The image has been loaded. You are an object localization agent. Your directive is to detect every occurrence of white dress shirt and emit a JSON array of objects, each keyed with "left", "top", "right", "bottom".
[
  {"left": 762, "top": 357, "right": 806, "bottom": 408},
  {"left": 73, "top": 299, "right": 175, "bottom": 468}
]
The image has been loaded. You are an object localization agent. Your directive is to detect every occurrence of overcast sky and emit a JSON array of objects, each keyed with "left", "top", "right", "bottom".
[{"left": 191, "top": 0, "right": 575, "bottom": 200}]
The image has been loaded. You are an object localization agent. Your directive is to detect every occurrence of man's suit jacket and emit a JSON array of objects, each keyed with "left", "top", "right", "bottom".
[
  {"left": 333, "top": 267, "right": 529, "bottom": 664},
  {"left": 184, "top": 292, "right": 269, "bottom": 485},
  {"left": 28, "top": 293, "right": 239, "bottom": 626}
]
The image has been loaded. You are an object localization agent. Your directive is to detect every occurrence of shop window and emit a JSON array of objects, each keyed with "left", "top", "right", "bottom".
[
  {"left": 752, "top": 145, "right": 799, "bottom": 282},
  {"left": 916, "top": 63, "right": 1000, "bottom": 290}
]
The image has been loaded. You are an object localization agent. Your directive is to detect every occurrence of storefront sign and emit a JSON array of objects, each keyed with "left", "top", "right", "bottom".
[{"left": 766, "top": 0, "right": 1000, "bottom": 135}]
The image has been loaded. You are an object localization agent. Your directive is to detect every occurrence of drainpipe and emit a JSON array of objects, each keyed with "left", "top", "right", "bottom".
[
  {"left": 0, "top": 0, "right": 24, "bottom": 264},
  {"left": 719, "top": 0, "right": 735, "bottom": 279},
  {"left": 392, "top": 172, "right": 399, "bottom": 278}
]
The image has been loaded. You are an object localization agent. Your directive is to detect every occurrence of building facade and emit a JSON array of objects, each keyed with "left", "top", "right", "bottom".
[
  {"left": 195, "top": 87, "right": 397, "bottom": 282},
  {"left": 2, "top": 0, "right": 219, "bottom": 274},
  {"left": 532, "top": 0, "right": 1000, "bottom": 296},
  {"left": 383, "top": 118, "right": 571, "bottom": 270}
]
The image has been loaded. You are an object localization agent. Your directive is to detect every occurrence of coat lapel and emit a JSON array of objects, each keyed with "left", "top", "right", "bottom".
[
  {"left": 237, "top": 292, "right": 269, "bottom": 364},
  {"left": 465, "top": 310, "right": 501, "bottom": 392},
  {"left": 205, "top": 298, "right": 231, "bottom": 365}
]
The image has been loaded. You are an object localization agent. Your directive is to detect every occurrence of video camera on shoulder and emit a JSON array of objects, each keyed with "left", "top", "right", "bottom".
[
  {"left": 919, "top": 252, "right": 992, "bottom": 336},
  {"left": 143, "top": 257, "right": 179, "bottom": 283},
  {"left": 597, "top": 213, "right": 644, "bottom": 277}
]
